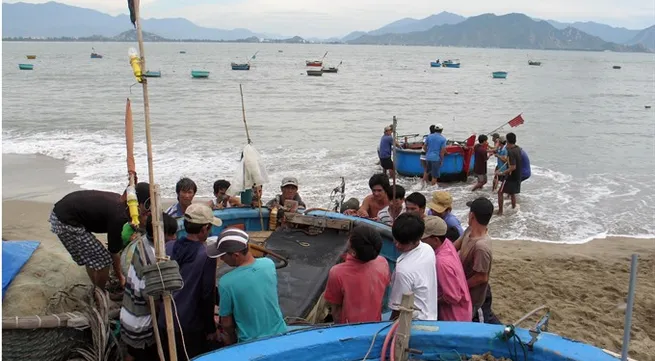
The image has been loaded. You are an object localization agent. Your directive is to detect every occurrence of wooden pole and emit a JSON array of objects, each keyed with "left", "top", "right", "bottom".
[
  {"left": 239, "top": 84, "right": 252, "bottom": 144},
  {"left": 393, "top": 292, "right": 414, "bottom": 361},
  {"left": 392, "top": 116, "right": 398, "bottom": 201},
  {"left": 133, "top": 1, "right": 177, "bottom": 359}
]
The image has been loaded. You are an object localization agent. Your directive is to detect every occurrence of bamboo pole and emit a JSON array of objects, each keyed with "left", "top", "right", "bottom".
[
  {"left": 392, "top": 116, "right": 398, "bottom": 201},
  {"left": 133, "top": 0, "right": 177, "bottom": 359},
  {"left": 393, "top": 293, "right": 414, "bottom": 361},
  {"left": 239, "top": 84, "right": 252, "bottom": 144}
]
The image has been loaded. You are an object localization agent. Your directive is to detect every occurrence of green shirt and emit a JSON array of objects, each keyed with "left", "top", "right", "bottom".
[
  {"left": 218, "top": 258, "right": 287, "bottom": 342},
  {"left": 122, "top": 222, "right": 135, "bottom": 247}
]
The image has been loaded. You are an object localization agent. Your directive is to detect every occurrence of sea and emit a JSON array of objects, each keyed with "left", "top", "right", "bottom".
[{"left": 3, "top": 42, "right": 654, "bottom": 243}]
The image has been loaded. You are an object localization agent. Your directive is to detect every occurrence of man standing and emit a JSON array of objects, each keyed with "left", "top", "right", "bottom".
[
  {"left": 471, "top": 134, "right": 490, "bottom": 191},
  {"left": 49, "top": 182, "right": 150, "bottom": 289},
  {"left": 324, "top": 225, "right": 390, "bottom": 323},
  {"left": 423, "top": 124, "right": 447, "bottom": 186},
  {"left": 421, "top": 217, "right": 471, "bottom": 321},
  {"left": 166, "top": 177, "right": 197, "bottom": 218},
  {"left": 388, "top": 213, "right": 438, "bottom": 320},
  {"left": 455, "top": 197, "right": 499, "bottom": 324},
  {"left": 426, "top": 191, "right": 464, "bottom": 238},
  {"left": 497, "top": 132, "right": 522, "bottom": 215},
  {"left": 379, "top": 125, "right": 399, "bottom": 177},
  {"left": 161, "top": 204, "right": 222, "bottom": 359},
  {"left": 210, "top": 228, "right": 287, "bottom": 344}
]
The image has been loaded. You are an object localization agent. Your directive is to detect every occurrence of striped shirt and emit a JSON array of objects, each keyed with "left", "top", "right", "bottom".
[
  {"left": 165, "top": 202, "right": 184, "bottom": 218},
  {"left": 377, "top": 204, "right": 406, "bottom": 226},
  {"left": 119, "top": 236, "right": 156, "bottom": 349}
]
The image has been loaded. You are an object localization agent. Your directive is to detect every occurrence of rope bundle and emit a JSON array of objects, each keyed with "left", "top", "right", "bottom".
[{"left": 142, "top": 260, "right": 184, "bottom": 298}]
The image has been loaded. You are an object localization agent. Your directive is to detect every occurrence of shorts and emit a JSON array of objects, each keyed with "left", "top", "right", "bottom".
[
  {"left": 521, "top": 175, "right": 530, "bottom": 182},
  {"left": 49, "top": 211, "right": 112, "bottom": 270},
  {"left": 476, "top": 173, "right": 487, "bottom": 183},
  {"left": 500, "top": 179, "right": 521, "bottom": 195},
  {"left": 427, "top": 160, "right": 441, "bottom": 178},
  {"left": 380, "top": 157, "right": 394, "bottom": 170}
]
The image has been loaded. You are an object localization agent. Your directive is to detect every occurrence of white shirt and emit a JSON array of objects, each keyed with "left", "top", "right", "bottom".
[
  {"left": 377, "top": 204, "right": 406, "bottom": 226},
  {"left": 388, "top": 242, "right": 438, "bottom": 320}
]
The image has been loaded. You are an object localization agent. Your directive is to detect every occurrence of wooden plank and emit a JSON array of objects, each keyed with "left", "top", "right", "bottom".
[
  {"left": 285, "top": 213, "right": 352, "bottom": 231},
  {"left": 394, "top": 293, "right": 415, "bottom": 361}
]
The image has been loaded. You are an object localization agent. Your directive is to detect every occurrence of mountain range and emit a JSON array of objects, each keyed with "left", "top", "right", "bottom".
[{"left": 2, "top": 1, "right": 653, "bottom": 51}]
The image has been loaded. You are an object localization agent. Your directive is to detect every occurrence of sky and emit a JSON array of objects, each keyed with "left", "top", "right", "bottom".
[{"left": 4, "top": 0, "right": 654, "bottom": 38}]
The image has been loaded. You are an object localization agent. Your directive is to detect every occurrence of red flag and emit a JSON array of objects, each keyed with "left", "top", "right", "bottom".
[{"left": 508, "top": 114, "right": 524, "bottom": 128}]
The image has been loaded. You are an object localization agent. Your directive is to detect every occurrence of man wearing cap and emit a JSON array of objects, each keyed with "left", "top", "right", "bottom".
[
  {"left": 160, "top": 204, "right": 223, "bottom": 359},
  {"left": 266, "top": 176, "right": 306, "bottom": 210},
  {"left": 209, "top": 228, "right": 287, "bottom": 344},
  {"left": 49, "top": 182, "right": 151, "bottom": 289},
  {"left": 455, "top": 197, "right": 499, "bottom": 324},
  {"left": 379, "top": 125, "right": 399, "bottom": 177},
  {"left": 426, "top": 191, "right": 464, "bottom": 238},
  {"left": 389, "top": 213, "right": 438, "bottom": 321},
  {"left": 424, "top": 124, "right": 447, "bottom": 186},
  {"left": 324, "top": 224, "right": 390, "bottom": 324},
  {"left": 491, "top": 135, "right": 508, "bottom": 191},
  {"left": 421, "top": 217, "right": 472, "bottom": 322}
]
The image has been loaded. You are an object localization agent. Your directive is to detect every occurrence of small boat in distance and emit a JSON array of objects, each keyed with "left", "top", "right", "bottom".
[
  {"left": 278, "top": 50, "right": 283, "bottom": 53},
  {"left": 90, "top": 47, "right": 103, "bottom": 59},
  {"left": 492, "top": 71, "right": 508, "bottom": 79},
  {"left": 26, "top": 55, "right": 36, "bottom": 59},
  {"left": 191, "top": 70, "right": 210, "bottom": 78},
  {"left": 613, "top": 65, "right": 621, "bottom": 69},
  {"left": 442, "top": 59, "right": 460, "bottom": 68},
  {"left": 528, "top": 60, "right": 541, "bottom": 66},
  {"left": 144, "top": 70, "right": 161, "bottom": 78},
  {"left": 179, "top": 51, "right": 187, "bottom": 54},
  {"left": 307, "top": 69, "right": 323, "bottom": 76},
  {"left": 18, "top": 64, "right": 34, "bottom": 70},
  {"left": 322, "top": 60, "right": 342, "bottom": 73},
  {"left": 306, "top": 51, "right": 328, "bottom": 67},
  {"left": 430, "top": 60, "right": 441, "bottom": 67},
  {"left": 231, "top": 63, "right": 250, "bottom": 70}
]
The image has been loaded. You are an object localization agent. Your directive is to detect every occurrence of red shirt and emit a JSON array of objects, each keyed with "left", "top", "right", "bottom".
[
  {"left": 324, "top": 255, "right": 390, "bottom": 324},
  {"left": 435, "top": 240, "right": 472, "bottom": 321}
]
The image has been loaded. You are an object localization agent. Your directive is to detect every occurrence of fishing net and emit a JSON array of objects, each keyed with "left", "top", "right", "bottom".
[{"left": 228, "top": 144, "right": 270, "bottom": 195}]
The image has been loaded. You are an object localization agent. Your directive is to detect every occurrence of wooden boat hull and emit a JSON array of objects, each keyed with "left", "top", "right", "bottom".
[
  {"left": 613, "top": 65, "right": 621, "bottom": 69},
  {"left": 306, "top": 61, "right": 322, "bottom": 67},
  {"left": 443, "top": 62, "right": 460, "bottom": 68},
  {"left": 492, "top": 71, "right": 508, "bottom": 79},
  {"left": 191, "top": 70, "right": 210, "bottom": 78},
  {"left": 231, "top": 63, "right": 250, "bottom": 70},
  {"left": 430, "top": 62, "right": 441, "bottom": 67},
  {"left": 18, "top": 64, "right": 33, "bottom": 70},
  {"left": 90, "top": 53, "right": 102, "bottom": 59},
  {"left": 528, "top": 61, "right": 541, "bottom": 66},
  {"left": 144, "top": 71, "right": 161, "bottom": 78},
  {"left": 195, "top": 320, "right": 620, "bottom": 361},
  {"left": 25, "top": 55, "right": 36, "bottom": 59},
  {"left": 307, "top": 69, "right": 323, "bottom": 76},
  {"left": 322, "top": 67, "right": 338, "bottom": 73}
]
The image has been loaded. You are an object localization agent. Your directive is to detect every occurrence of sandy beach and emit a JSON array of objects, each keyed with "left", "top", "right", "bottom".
[{"left": 2, "top": 154, "right": 654, "bottom": 360}]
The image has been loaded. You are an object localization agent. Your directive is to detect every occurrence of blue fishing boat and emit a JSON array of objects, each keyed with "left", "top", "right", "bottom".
[
  {"left": 231, "top": 63, "right": 250, "bottom": 70},
  {"left": 493, "top": 71, "right": 508, "bottom": 79},
  {"left": 18, "top": 64, "right": 33, "bottom": 70},
  {"left": 144, "top": 70, "right": 161, "bottom": 78},
  {"left": 394, "top": 135, "right": 476, "bottom": 182},
  {"left": 176, "top": 207, "right": 271, "bottom": 239},
  {"left": 442, "top": 59, "right": 460, "bottom": 68},
  {"left": 191, "top": 70, "right": 210, "bottom": 78},
  {"left": 195, "top": 320, "right": 619, "bottom": 361},
  {"left": 430, "top": 61, "right": 441, "bottom": 67}
]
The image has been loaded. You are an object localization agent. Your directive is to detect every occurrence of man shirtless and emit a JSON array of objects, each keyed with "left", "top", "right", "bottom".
[{"left": 344, "top": 174, "right": 390, "bottom": 219}]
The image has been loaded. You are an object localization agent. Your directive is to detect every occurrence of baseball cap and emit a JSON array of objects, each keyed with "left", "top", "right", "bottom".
[
  {"left": 135, "top": 182, "right": 151, "bottom": 207},
  {"left": 184, "top": 204, "right": 223, "bottom": 227},
  {"left": 207, "top": 228, "right": 249, "bottom": 258},
  {"left": 498, "top": 135, "right": 506, "bottom": 144},
  {"left": 421, "top": 216, "right": 448, "bottom": 239},
  {"left": 466, "top": 197, "right": 494, "bottom": 226},
  {"left": 426, "top": 191, "right": 453, "bottom": 213},
  {"left": 384, "top": 125, "right": 392, "bottom": 131},
  {"left": 281, "top": 177, "right": 299, "bottom": 188},
  {"left": 435, "top": 124, "right": 444, "bottom": 130}
]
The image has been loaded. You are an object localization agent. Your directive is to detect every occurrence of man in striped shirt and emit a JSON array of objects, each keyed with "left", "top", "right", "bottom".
[
  {"left": 119, "top": 213, "right": 178, "bottom": 361},
  {"left": 376, "top": 185, "right": 406, "bottom": 226}
]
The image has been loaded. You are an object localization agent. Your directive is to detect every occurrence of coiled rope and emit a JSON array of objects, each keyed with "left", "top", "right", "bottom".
[{"left": 142, "top": 260, "right": 183, "bottom": 298}]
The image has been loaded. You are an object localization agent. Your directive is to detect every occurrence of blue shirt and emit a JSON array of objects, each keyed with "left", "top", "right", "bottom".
[
  {"left": 443, "top": 212, "right": 464, "bottom": 239},
  {"left": 425, "top": 133, "right": 447, "bottom": 162},
  {"left": 379, "top": 135, "right": 393, "bottom": 159},
  {"left": 520, "top": 149, "right": 531, "bottom": 179},
  {"left": 496, "top": 146, "right": 508, "bottom": 172},
  {"left": 218, "top": 258, "right": 287, "bottom": 342}
]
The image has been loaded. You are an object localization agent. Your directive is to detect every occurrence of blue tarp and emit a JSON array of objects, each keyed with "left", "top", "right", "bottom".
[{"left": 2, "top": 240, "right": 40, "bottom": 297}]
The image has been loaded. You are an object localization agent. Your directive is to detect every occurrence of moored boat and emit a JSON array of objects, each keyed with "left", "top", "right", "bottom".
[
  {"left": 144, "top": 70, "right": 161, "bottom": 78},
  {"left": 18, "top": 63, "right": 34, "bottom": 70},
  {"left": 430, "top": 61, "right": 441, "bottom": 67},
  {"left": 191, "top": 70, "right": 210, "bottom": 78},
  {"left": 307, "top": 69, "right": 323, "bottom": 76},
  {"left": 492, "top": 71, "right": 508, "bottom": 79},
  {"left": 395, "top": 134, "right": 476, "bottom": 182},
  {"left": 613, "top": 65, "right": 621, "bottom": 69},
  {"left": 179, "top": 50, "right": 187, "bottom": 54},
  {"left": 322, "top": 67, "right": 338, "bottom": 73},
  {"left": 442, "top": 59, "right": 460, "bottom": 68},
  {"left": 90, "top": 48, "right": 103, "bottom": 59},
  {"left": 528, "top": 60, "right": 541, "bottom": 66},
  {"left": 231, "top": 63, "right": 250, "bottom": 70},
  {"left": 306, "top": 60, "right": 323, "bottom": 67},
  {"left": 26, "top": 55, "right": 36, "bottom": 59}
]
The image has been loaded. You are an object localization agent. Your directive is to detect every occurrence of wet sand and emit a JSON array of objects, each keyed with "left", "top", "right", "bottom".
[{"left": 2, "top": 154, "right": 654, "bottom": 360}]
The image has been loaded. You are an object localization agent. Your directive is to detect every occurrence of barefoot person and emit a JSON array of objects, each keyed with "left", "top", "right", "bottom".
[
  {"left": 497, "top": 133, "right": 522, "bottom": 216},
  {"left": 379, "top": 125, "right": 399, "bottom": 178},
  {"left": 471, "top": 134, "right": 490, "bottom": 191},
  {"left": 344, "top": 174, "right": 390, "bottom": 218},
  {"left": 424, "top": 124, "right": 447, "bottom": 187},
  {"left": 49, "top": 183, "right": 150, "bottom": 289}
]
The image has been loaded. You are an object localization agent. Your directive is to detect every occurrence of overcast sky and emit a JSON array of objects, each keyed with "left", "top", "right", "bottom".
[{"left": 5, "top": 0, "right": 654, "bottom": 38}]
